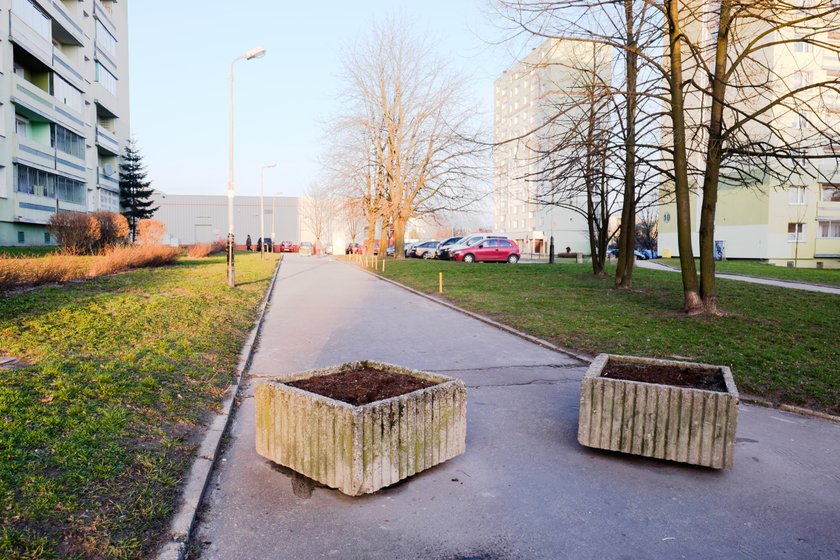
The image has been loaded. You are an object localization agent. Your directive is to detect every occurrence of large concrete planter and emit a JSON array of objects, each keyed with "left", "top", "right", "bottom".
[
  {"left": 578, "top": 354, "right": 739, "bottom": 469},
  {"left": 255, "top": 360, "right": 467, "bottom": 496}
]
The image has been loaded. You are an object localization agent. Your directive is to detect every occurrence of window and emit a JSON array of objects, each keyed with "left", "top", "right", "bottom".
[
  {"left": 44, "top": 231, "right": 50, "bottom": 243},
  {"left": 18, "top": 231, "right": 25, "bottom": 244},
  {"left": 95, "top": 62, "right": 117, "bottom": 96},
  {"left": 96, "top": 20, "right": 117, "bottom": 57},
  {"left": 821, "top": 185, "right": 840, "bottom": 202},
  {"left": 484, "top": 239, "right": 499, "bottom": 248},
  {"left": 13, "top": 0, "right": 51, "bottom": 42},
  {"left": 16, "top": 164, "right": 85, "bottom": 204},
  {"left": 99, "top": 189, "right": 119, "bottom": 212},
  {"left": 788, "top": 186, "right": 806, "bottom": 205},
  {"left": 53, "top": 125, "right": 85, "bottom": 159},
  {"left": 500, "top": 240, "right": 514, "bottom": 248},
  {"left": 792, "top": 71, "right": 811, "bottom": 89},
  {"left": 15, "top": 115, "right": 29, "bottom": 138},
  {"left": 818, "top": 221, "right": 840, "bottom": 238},
  {"left": 787, "top": 222, "right": 806, "bottom": 242},
  {"left": 53, "top": 75, "right": 83, "bottom": 113},
  {"left": 794, "top": 36, "right": 812, "bottom": 53}
]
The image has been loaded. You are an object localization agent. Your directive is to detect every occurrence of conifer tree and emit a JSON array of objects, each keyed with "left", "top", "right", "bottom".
[{"left": 119, "top": 139, "right": 157, "bottom": 241}]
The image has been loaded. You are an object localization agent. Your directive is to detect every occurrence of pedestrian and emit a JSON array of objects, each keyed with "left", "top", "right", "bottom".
[
  {"left": 565, "top": 246, "right": 571, "bottom": 254},
  {"left": 246, "top": 235, "right": 252, "bottom": 251},
  {"left": 256, "top": 237, "right": 262, "bottom": 253}
]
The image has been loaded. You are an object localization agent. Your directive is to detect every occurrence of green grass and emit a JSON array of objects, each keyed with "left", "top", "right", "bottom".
[
  {"left": 0, "top": 246, "right": 59, "bottom": 257},
  {"left": 658, "top": 258, "right": 840, "bottom": 287},
  {"left": 0, "top": 252, "right": 279, "bottom": 559},
  {"left": 377, "top": 260, "right": 840, "bottom": 416}
]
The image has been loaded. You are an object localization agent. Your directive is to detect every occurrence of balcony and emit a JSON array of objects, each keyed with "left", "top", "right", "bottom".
[
  {"left": 48, "top": 1, "right": 85, "bottom": 45},
  {"left": 94, "top": 0, "right": 117, "bottom": 35},
  {"left": 52, "top": 48, "right": 85, "bottom": 91},
  {"left": 97, "top": 167, "right": 120, "bottom": 190},
  {"left": 96, "top": 126, "right": 120, "bottom": 156},
  {"left": 12, "top": 75, "right": 86, "bottom": 138},
  {"left": 9, "top": 11, "right": 52, "bottom": 66},
  {"left": 15, "top": 135, "right": 56, "bottom": 170}
]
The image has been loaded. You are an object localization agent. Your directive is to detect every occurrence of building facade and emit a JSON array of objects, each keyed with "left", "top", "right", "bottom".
[
  {"left": 493, "top": 39, "right": 605, "bottom": 256},
  {"left": 658, "top": 11, "right": 840, "bottom": 268},
  {"left": 0, "top": 0, "right": 129, "bottom": 246}
]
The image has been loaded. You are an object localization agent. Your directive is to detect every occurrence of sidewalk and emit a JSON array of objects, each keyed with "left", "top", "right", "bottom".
[{"left": 193, "top": 255, "right": 840, "bottom": 560}]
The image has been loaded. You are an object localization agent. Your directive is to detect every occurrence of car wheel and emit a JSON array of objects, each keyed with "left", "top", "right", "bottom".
[
  {"left": 507, "top": 254, "right": 519, "bottom": 264},
  {"left": 422, "top": 251, "right": 433, "bottom": 259},
  {"left": 463, "top": 254, "right": 475, "bottom": 263}
]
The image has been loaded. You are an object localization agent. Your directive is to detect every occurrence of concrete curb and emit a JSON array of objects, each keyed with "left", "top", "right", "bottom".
[
  {"left": 357, "top": 261, "right": 840, "bottom": 425},
  {"left": 155, "top": 256, "right": 284, "bottom": 560}
]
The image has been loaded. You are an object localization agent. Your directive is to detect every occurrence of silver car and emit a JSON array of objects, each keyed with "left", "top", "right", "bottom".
[{"left": 411, "top": 241, "right": 440, "bottom": 259}]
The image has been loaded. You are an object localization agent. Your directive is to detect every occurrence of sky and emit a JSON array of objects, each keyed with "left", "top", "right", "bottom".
[{"left": 127, "top": 1, "right": 533, "bottom": 200}]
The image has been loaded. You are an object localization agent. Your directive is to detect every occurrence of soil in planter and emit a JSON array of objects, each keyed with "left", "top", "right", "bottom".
[
  {"left": 287, "top": 367, "right": 438, "bottom": 406},
  {"left": 602, "top": 361, "right": 728, "bottom": 392}
]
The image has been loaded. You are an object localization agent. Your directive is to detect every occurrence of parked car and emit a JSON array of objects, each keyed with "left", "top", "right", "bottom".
[
  {"left": 299, "top": 241, "right": 314, "bottom": 256},
  {"left": 411, "top": 241, "right": 440, "bottom": 259},
  {"left": 609, "top": 248, "right": 648, "bottom": 260},
  {"left": 324, "top": 244, "right": 333, "bottom": 255},
  {"left": 346, "top": 243, "right": 362, "bottom": 255},
  {"left": 278, "top": 241, "right": 298, "bottom": 253},
  {"left": 440, "top": 234, "right": 509, "bottom": 260},
  {"left": 404, "top": 242, "right": 419, "bottom": 258},
  {"left": 452, "top": 238, "right": 520, "bottom": 264},
  {"left": 434, "top": 236, "right": 464, "bottom": 260},
  {"left": 372, "top": 241, "right": 395, "bottom": 256}
]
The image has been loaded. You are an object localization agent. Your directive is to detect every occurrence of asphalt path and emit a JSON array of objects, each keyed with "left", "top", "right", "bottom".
[{"left": 194, "top": 255, "right": 840, "bottom": 560}]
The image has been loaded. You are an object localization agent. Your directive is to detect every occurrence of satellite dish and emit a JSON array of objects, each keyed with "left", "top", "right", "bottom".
[{"left": 103, "top": 163, "right": 114, "bottom": 176}]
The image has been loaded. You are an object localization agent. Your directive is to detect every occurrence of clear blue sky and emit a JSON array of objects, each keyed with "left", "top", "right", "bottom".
[{"left": 128, "top": 1, "right": 531, "bottom": 198}]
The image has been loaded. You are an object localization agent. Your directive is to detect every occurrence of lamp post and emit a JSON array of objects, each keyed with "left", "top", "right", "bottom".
[
  {"left": 272, "top": 190, "right": 283, "bottom": 245},
  {"left": 227, "top": 46, "right": 267, "bottom": 287},
  {"left": 260, "top": 162, "right": 277, "bottom": 259}
]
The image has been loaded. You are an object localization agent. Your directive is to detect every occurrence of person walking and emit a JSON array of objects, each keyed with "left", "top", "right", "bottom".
[
  {"left": 246, "top": 235, "right": 252, "bottom": 251},
  {"left": 256, "top": 238, "right": 262, "bottom": 253}
]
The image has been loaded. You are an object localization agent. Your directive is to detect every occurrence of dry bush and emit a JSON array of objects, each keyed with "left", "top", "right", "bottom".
[
  {"left": 210, "top": 239, "right": 227, "bottom": 254},
  {"left": 88, "top": 244, "right": 179, "bottom": 277},
  {"left": 186, "top": 243, "right": 213, "bottom": 258},
  {"left": 137, "top": 219, "right": 165, "bottom": 245},
  {"left": 93, "top": 212, "right": 130, "bottom": 250},
  {"left": 0, "top": 255, "right": 86, "bottom": 292},
  {"left": 48, "top": 211, "right": 100, "bottom": 255}
]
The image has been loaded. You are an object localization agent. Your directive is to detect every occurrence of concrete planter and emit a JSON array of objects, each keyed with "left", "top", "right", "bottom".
[
  {"left": 578, "top": 354, "right": 739, "bottom": 469},
  {"left": 255, "top": 360, "right": 467, "bottom": 495}
]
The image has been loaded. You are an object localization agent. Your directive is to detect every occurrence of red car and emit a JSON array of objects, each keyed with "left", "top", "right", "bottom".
[
  {"left": 452, "top": 238, "right": 520, "bottom": 264},
  {"left": 278, "top": 241, "right": 299, "bottom": 253}
]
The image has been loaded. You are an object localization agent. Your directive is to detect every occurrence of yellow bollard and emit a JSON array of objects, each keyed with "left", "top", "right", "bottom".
[
  {"left": 382, "top": 259, "right": 385, "bottom": 273},
  {"left": 439, "top": 272, "right": 443, "bottom": 293}
]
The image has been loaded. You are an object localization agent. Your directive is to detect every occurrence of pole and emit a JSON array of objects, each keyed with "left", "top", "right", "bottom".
[
  {"left": 260, "top": 167, "right": 266, "bottom": 260},
  {"left": 549, "top": 235, "right": 555, "bottom": 265},
  {"left": 227, "top": 57, "right": 241, "bottom": 287}
]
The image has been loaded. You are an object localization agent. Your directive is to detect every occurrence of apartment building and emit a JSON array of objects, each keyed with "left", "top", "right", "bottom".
[
  {"left": 493, "top": 39, "right": 605, "bottom": 256},
  {"left": 0, "top": 0, "right": 130, "bottom": 246},
  {"left": 658, "top": 11, "right": 840, "bottom": 268}
]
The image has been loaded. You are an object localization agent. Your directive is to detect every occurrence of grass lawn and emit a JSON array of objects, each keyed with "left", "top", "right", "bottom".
[
  {"left": 657, "top": 258, "right": 840, "bottom": 287},
  {"left": 375, "top": 259, "right": 839, "bottom": 416},
  {"left": 0, "top": 252, "right": 279, "bottom": 559},
  {"left": 0, "top": 246, "right": 59, "bottom": 257}
]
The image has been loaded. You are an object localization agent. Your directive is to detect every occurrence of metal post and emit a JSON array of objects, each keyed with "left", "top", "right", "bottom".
[
  {"left": 549, "top": 235, "right": 555, "bottom": 265},
  {"left": 227, "top": 57, "right": 240, "bottom": 287}
]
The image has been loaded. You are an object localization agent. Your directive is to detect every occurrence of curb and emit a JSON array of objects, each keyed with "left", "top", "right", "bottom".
[
  {"left": 355, "top": 261, "right": 840, "bottom": 425},
  {"left": 155, "top": 256, "right": 283, "bottom": 560}
]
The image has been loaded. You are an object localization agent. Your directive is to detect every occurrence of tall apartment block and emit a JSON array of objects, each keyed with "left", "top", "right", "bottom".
[
  {"left": 658, "top": 13, "right": 840, "bottom": 268},
  {"left": 493, "top": 39, "right": 606, "bottom": 256},
  {"left": 0, "top": 0, "right": 129, "bottom": 246}
]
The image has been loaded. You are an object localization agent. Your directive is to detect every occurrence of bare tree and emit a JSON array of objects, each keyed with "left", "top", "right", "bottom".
[
  {"left": 331, "top": 18, "right": 489, "bottom": 258},
  {"left": 301, "top": 183, "right": 338, "bottom": 249}
]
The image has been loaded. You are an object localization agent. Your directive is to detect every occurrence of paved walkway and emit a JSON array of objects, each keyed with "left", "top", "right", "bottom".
[
  {"left": 637, "top": 260, "right": 840, "bottom": 295},
  {"left": 194, "top": 255, "right": 840, "bottom": 560}
]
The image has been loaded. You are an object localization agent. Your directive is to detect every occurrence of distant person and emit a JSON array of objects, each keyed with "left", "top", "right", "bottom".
[
  {"left": 565, "top": 246, "right": 571, "bottom": 254},
  {"left": 246, "top": 235, "right": 252, "bottom": 251},
  {"left": 256, "top": 238, "right": 262, "bottom": 252}
]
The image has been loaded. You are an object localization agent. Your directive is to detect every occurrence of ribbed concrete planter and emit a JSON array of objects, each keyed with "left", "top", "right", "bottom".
[
  {"left": 255, "top": 361, "right": 467, "bottom": 496},
  {"left": 578, "top": 354, "right": 739, "bottom": 469}
]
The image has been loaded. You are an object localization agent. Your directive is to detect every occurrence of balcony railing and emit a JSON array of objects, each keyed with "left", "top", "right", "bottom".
[
  {"left": 15, "top": 135, "right": 56, "bottom": 170},
  {"left": 96, "top": 126, "right": 120, "bottom": 155},
  {"left": 9, "top": 11, "right": 52, "bottom": 65}
]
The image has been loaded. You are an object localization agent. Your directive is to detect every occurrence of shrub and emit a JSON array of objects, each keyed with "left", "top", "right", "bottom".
[
  {"left": 137, "top": 219, "right": 166, "bottom": 245},
  {"left": 186, "top": 243, "right": 213, "bottom": 258},
  {"left": 48, "top": 211, "right": 100, "bottom": 255},
  {"left": 88, "top": 244, "right": 180, "bottom": 277},
  {"left": 210, "top": 239, "right": 227, "bottom": 254},
  {"left": 93, "top": 211, "right": 130, "bottom": 250},
  {"left": 0, "top": 255, "right": 86, "bottom": 292}
]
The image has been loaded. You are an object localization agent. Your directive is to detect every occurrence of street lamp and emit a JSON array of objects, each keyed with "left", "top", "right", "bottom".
[
  {"left": 272, "top": 190, "right": 283, "bottom": 244},
  {"left": 227, "top": 46, "right": 267, "bottom": 287},
  {"left": 260, "top": 162, "right": 277, "bottom": 259}
]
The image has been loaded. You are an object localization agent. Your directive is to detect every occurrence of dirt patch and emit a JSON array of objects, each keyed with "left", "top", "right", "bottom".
[
  {"left": 602, "top": 361, "right": 728, "bottom": 392},
  {"left": 287, "top": 367, "right": 437, "bottom": 406}
]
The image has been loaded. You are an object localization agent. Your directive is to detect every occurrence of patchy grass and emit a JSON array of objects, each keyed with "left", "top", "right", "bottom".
[
  {"left": 0, "top": 246, "right": 59, "bottom": 257},
  {"left": 0, "top": 252, "right": 279, "bottom": 559},
  {"left": 657, "top": 258, "right": 840, "bottom": 287},
  {"left": 1, "top": 245, "right": 181, "bottom": 293},
  {"left": 376, "top": 259, "right": 840, "bottom": 416}
]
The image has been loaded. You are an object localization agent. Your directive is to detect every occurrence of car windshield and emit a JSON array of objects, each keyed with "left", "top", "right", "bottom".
[{"left": 459, "top": 236, "right": 480, "bottom": 247}]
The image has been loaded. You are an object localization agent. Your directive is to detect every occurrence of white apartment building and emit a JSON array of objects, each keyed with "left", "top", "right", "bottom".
[
  {"left": 0, "top": 0, "right": 130, "bottom": 246},
  {"left": 493, "top": 39, "right": 604, "bottom": 256},
  {"left": 658, "top": 11, "right": 840, "bottom": 268}
]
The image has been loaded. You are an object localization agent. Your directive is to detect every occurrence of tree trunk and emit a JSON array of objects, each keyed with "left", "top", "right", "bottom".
[
  {"left": 666, "top": 0, "right": 702, "bottom": 313},
  {"left": 615, "top": 0, "right": 638, "bottom": 290},
  {"left": 698, "top": 0, "right": 732, "bottom": 315},
  {"left": 393, "top": 216, "right": 408, "bottom": 260}
]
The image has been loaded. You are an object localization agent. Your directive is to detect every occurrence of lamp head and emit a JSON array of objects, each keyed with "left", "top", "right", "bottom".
[
  {"left": 245, "top": 46, "right": 267, "bottom": 60},
  {"left": 264, "top": 162, "right": 278, "bottom": 169}
]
